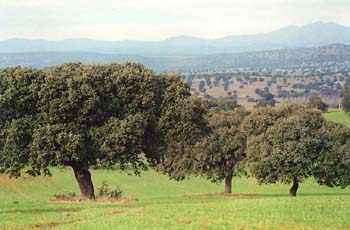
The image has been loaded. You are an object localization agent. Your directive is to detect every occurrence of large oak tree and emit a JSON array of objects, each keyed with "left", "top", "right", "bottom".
[{"left": 0, "top": 63, "right": 205, "bottom": 199}]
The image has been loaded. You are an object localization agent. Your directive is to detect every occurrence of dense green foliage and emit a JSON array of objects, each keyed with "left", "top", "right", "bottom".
[
  {"left": 255, "top": 92, "right": 276, "bottom": 108},
  {"left": 307, "top": 96, "right": 328, "bottom": 112},
  {"left": 192, "top": 108, "right": 249, "bottom": 193},
  {"left": 242, "top": 105, "right": 350, "bottom": 196},
  {"left": 0, "top": 63, "right": 206, "bottom": 199},
  {"left": 315, "top": 121, "right": 350, "bottom": 188},
  {"left": 341, "top": 87, "right": 350, "bottom": 113},
  {"left": 1, "top": 62, "right": 350, "bottom": 202}
]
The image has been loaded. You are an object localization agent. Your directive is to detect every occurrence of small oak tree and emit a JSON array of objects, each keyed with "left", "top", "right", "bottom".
[
  {"left": 192, "top": 108, "right": 249, "bottom": 193},
  {"left": 243, "top": 105, "right": 324, "bottom": 196}
]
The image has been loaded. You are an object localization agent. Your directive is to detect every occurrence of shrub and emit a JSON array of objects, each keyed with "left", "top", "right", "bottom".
[{"left": 98, "top": 181, "right": 123, "bottom": 200}]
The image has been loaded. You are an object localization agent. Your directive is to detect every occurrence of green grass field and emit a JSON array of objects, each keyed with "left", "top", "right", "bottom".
[
  {"left": 323, "top": 108, "right": 350, "bottom": 125},
  {"left": 1, "top": 168, "right": 350, "bottom": 229},
  {"left": 1, "top": 109, "right": 350, "bottom": 229}
]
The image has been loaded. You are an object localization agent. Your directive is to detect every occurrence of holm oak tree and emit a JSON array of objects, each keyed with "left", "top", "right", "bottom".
[
  {"left": 243, "top": 105, "right": 324, "bottom": 196},
  {"left": 192, "top": 108, "right": 249, "bottom": 193},
  {"left": 0, "top": 63, "right": 204, "bottom": 199}
]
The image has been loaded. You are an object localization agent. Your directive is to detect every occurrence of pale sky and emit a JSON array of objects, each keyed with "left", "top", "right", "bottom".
[{"left": 0, "top": 0, "right": 349, "bottom": 41}]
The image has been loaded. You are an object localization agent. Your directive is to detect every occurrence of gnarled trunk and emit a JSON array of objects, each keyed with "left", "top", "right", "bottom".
[
  {"left": 68, "top": 162, "right": 95, "bottom": 200},
  {"left": 289, "top": 178, "right": 299, "bottom": 197}
]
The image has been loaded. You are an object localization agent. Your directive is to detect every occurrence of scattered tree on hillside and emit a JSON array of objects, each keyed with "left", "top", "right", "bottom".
[
  {"left": 215, "top": 97, "right": 240, "bottom": 111},
  {"left": 307, "top": 96, "right": 328, "bottom": 112},
  {"left": 340, "top": 87, "right": 350, "bottom": 113},
  {"left": 203, "top": 95, "right": 240, "bottom": 111},
  {"left": 199, "top": 80, "right": 206, "bottom": 93},
  {"left": 256, "top": 92, "right": 276, "bottom": 108}
]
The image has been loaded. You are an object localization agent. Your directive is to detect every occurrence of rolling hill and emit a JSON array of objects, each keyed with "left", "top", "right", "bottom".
[{"left": 1, "top": 43, "right": 350, "bottom": 72}]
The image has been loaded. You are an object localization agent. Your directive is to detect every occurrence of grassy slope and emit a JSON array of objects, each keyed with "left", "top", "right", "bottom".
[{"left": 0, "top": 109, "right": 349, "bottom": 229}]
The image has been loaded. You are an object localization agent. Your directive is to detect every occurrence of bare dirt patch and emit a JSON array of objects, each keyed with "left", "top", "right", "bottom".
[
  {"left": 105, "top": 210, "right": 125, "bottom": 216},
  {"left": 178, "top": 218, "right": 192, "bottom": 225},
  {"left": 25, "top": 219, "right": 81, "bottom": 229}
]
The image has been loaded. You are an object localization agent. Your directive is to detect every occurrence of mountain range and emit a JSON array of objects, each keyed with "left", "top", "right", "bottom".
[
  {"left": 1, "top": 22, "right": 350, "bottom": 56},
  {"left": 1, "top": 22, "right": 350, "bottom": 72}
]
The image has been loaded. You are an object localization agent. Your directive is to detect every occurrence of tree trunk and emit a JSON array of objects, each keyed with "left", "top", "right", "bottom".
[
  {"left": 69, "top": 163, "right": 95, "bottom": 200},
  {"left": 289, "top": 178, "right": 299, "bottom": 197},
  {"left": 224, "top": 158, "right": 234, "bottom": 193},
  {"left": 225, "top": 174, "right": 233, "bottom": 193}
]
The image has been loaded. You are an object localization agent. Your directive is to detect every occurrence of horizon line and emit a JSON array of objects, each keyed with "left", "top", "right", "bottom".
[{"left": 0, "top": 21, "right": 347, "bottom": 43}]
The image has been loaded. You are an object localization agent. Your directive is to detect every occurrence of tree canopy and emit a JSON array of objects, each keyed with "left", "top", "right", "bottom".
[
  {"left": 192, "top": 108, "right": 249, "bottom": 193},
  {"left": 340, "top": 87, "right": 350, "bottom": 113},
  {"left": 314, "top": 121, "right": 350, "bottom": 188},
  {"left": 243, "top": 105, "right": 324, "bottom": 196},
  {"left": 0, "top": 63, "right": 206, "bottom": 199},
  {"left": 256, "top": 92, "right": 276, "bottom": 108},
  {"left": 307, "top": 96, "right": 328, "bottom": 112}
]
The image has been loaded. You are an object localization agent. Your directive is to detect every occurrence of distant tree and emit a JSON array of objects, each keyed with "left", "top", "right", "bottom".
[
  {"left": 256, "top": 92, "right": 276, "bottom": 108},
  {"left": 203, "top": 96, "right": 240, "bottom": 112},
  {"left": 340, "top": 87, "right": 350, "bottom": 113},
  {"left": 199, "top": 80, "right": 206, "bottom": 93},
  {"left": 204, "top": 76, "right": 212, "bottom": 87},
  {"left": 243, "top": 105, "right": 324, "bottom": 196},
  {"left": 215, "top": 97, "right": 240, "bottom": 111},
  {"left": 192, "top": 109, "right": 249, "bottom": 193},
  {"left": 0, "top": 63, "right": 204, "bottom": 200},
  {"left": 307, "top": 96, "right": 328, "bottom": 112}
]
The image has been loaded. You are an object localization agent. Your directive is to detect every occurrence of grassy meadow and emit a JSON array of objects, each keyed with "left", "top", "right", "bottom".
[
  {"left": 1, "top": 168, "right": 350, "bottom": 230},
  {"left": 323, "top": 108, "right": 350, "bottom": 125},
  {"left": 0, "top": 109, "right": 350, "bottom": 229}
]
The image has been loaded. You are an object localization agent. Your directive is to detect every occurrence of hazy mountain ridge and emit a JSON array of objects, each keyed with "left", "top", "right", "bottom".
[
  {"left": 1, "top": 22, "right": 350, "bottom": 56},
  {"left": 2, "top": 22, "right": 350, "bottom": 72}
]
